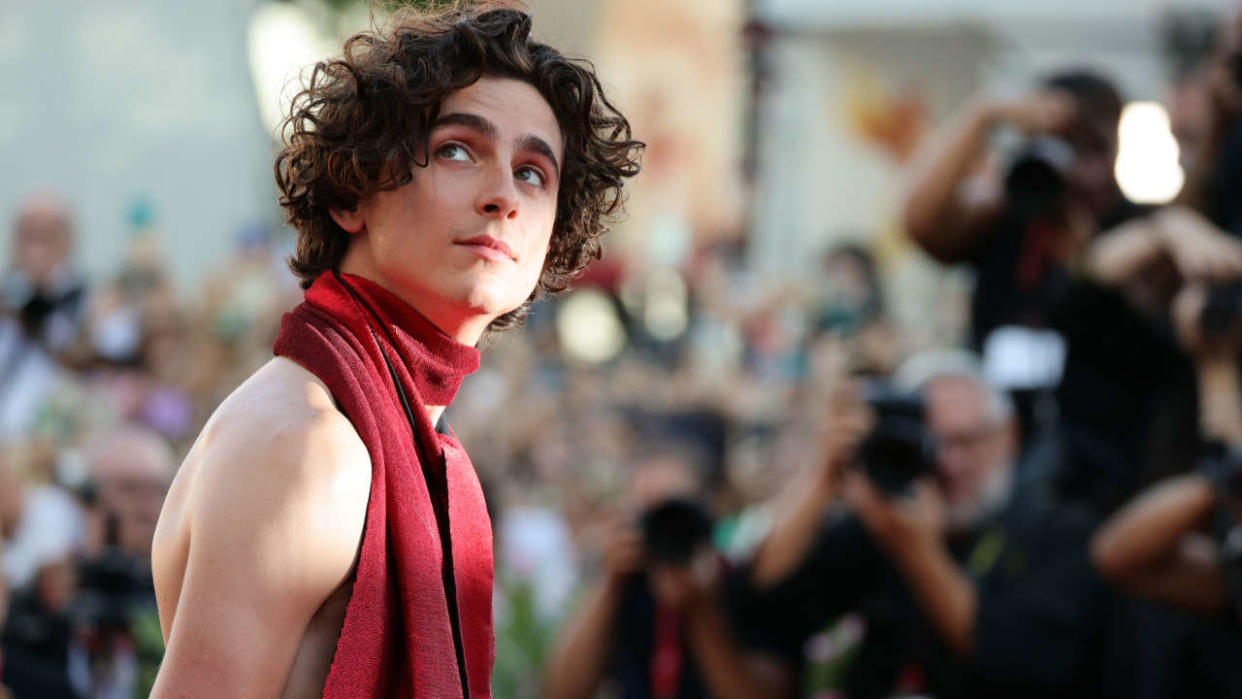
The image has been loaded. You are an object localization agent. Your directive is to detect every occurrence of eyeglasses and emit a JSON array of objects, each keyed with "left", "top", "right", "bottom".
[{"left": 933, "top": 425, "right": 1002, "bottom": 455}]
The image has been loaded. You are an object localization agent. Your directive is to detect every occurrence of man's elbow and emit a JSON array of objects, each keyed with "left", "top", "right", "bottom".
[
  {"left": 1089, "top": 527, "right": 1130, "bottom": 584},
  {"left": 902, "top": 208, "right": 964, "bottom": 264}
]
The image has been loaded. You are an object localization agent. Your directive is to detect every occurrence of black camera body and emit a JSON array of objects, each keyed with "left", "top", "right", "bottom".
[
  {"left": 1200, "top": 281, "right": 1242, "bottom": 337},
  {"left": 640, "top": 497, "right": 714, "bottom": 566},
  {"left": 857, "top": 383, "right": 936, "bottom": 497},
  {"left": 1198, "top": 444, "right": 1242, "bottom": 618},
  {"left": 1004, "top": 136, "right": 1077, "bottom": 219}
]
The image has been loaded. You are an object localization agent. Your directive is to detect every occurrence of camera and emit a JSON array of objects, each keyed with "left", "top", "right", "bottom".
[
  {"left": 1004, "top": 136, "right": 1076, "bottom": 219},
  {"left": 1199, "top": 281, "right": 1242, "bottom": 337},
  {"left": 640, "top": 497, "right": 714, "bottom": 566},
  {"left": 1199, "top": 443, "right": 1242, "bottom": 619},
  {"left": 856, "top": 382, "right": 936, "bottom": 497}
]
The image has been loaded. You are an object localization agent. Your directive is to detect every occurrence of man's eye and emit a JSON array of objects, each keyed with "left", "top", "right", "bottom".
[
  {"left": 515, "top": 166, "right": 545, "bottom": 187},
  {"left": 436, "top": 143, "right": 471, "bottom": 161}
]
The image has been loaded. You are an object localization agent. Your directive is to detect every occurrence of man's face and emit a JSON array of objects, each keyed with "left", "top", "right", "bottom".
[
  {"left": 93, "top": 435, "right": 172, "bottom": 559},
  {"left": 1063, "top": 121, "right": 1122, "bottom": 217},
  {"left": 12, "top": 199, "right": 71, "bottom": 288},
  {"left": 1058, "top": 108, "right": 1121, "bottom": 217},
  {"left": 924, "top": 377, "right": 1015, "bottom": 528},
  {"left": 339, "top": 76, "right": 563, "bottom": 342}
]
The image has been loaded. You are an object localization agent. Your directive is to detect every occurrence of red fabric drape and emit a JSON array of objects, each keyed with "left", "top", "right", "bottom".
[{"left": 273, "top": 271, "right": 494, "bottom": 698}]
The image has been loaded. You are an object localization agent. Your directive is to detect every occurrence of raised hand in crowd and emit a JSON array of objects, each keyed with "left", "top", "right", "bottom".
[
  {"left": 1091, "top": 281, "right": 1242, "bottom": 617},
  {"left": 750, "top": 380, "right": 870, "bottom": 588},
  {"left": 1086, "top": 206, "right": 1242, "bottom": 289},
  {"left": 902, "top": 87, "right": 1080, "bottom": 262}
]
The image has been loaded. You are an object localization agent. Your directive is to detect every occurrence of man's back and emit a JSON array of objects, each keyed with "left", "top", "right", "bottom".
[{"left": 151, "top": 357, "right": 371, "bottom": 698}]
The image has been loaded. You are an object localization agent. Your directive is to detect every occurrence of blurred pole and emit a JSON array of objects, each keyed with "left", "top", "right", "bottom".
[{"left": 741, "top": 2, "right": 774, "bottom": 247}]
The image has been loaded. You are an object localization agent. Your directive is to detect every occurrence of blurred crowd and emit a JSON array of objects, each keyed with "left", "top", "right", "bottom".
[{"left": 4, "top": 7, "right": 1242, "bottom": 699}]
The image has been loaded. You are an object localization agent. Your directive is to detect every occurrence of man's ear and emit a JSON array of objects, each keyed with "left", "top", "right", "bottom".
[{"left": 328, "top": 205, "right": 366, "bottom": 235}]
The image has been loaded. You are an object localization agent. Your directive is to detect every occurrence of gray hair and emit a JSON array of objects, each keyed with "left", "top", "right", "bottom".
[{"left": 893, "top": 349, "right": 1014, "bottom": 424}]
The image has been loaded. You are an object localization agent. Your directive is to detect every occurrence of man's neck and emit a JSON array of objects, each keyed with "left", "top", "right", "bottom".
[
  {"left": 337, "top": 254, "right": 489, "bottom": 347},
  {"left": 427, "top": 405, "right": 446, "bottom": 426}
]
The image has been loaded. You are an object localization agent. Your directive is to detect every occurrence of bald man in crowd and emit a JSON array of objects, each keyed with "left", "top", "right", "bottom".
[{"left": 86, "top": 425, "right": 175, "bottom": 561}]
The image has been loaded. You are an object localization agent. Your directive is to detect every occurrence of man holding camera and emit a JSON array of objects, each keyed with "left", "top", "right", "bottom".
[
  {"left": 1053, "top": 19, "right": 1242, "bottom": 511},
  {"left": 544, "top": 447, "right": 793, "bottom": 699},
  {"left": 903, "top": 70, "right": 1136, "bottom": 448},
  {"left": 741, "top": 351, "right": 1106, "bottom": 698},
  {"left": 1088, "top": 278, "right": 1242, "bottom": 697}
]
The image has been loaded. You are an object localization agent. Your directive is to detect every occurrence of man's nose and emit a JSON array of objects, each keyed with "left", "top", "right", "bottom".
[{"left": 476, "top": 166, "right": 520, "bottom": 220}]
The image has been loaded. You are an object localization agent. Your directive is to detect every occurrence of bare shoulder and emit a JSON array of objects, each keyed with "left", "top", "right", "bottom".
[
  {"left": 196, "top": 356, "right": 369, "bottom": 525},
  {"left": 163, "top": 357, "right": 371, "bottom": 605},
  {"left": 150, "top": 364, "right": 372, "bottom": 695}
]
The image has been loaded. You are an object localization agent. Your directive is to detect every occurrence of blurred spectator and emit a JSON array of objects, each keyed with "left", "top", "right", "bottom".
[
  {"left": 83, "top": 425, "right": 173, "bottom": 562},
  {"left": 72, "top": 425, "right": 172, "bottom": 699},
  {"left": 741, "top": 350, "right": 1106, "bottom": 698},
  {"left": 812, "top": 244, "right": 885, "bottom": 340},
  {"left": 0, "top": 195, "right": 85, "bottom": 440},
  {"left": 544, "top": 445, "right": 793, "bottom": 699},
  {"left": 1052, "top": 14, "right": 1242, "bottom": 513},
  {"left": 2, "top": 441, "right": 86, "bottom": 593},
  {"left": 1, "top": 556, "right": 78, "bottom": 698},
  {"left": 1089, "top": 281, "right": 1242, "bottom": 697},
  {"left": 2, "top": 194, "right": 87, "bottom": 355},
  {"left": 1054, "top": 205, "right": 1242, "bottom": 510},
  {"left": 1175, "top": 10, "right": 1242, "bottom": 238},
  {"left": 903, "top": 69, "right": 1137, "bottom": 446},
  {"left": 1, "top": 425, "right": 171, "bottom": 699}
]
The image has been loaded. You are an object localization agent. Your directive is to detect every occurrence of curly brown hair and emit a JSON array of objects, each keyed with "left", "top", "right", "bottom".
[{"left": 275, "top": 4, "right": 644, "bottom": 331}]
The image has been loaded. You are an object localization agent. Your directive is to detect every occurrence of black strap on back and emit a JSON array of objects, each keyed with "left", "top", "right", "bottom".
[{"left": 334, "top": 272, "right": 472, "bottom": 698}]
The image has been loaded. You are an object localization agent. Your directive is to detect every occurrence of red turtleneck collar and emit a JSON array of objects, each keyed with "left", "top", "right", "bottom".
[{"left": 303, "top": 271, "right": 481, "bottom": 406}]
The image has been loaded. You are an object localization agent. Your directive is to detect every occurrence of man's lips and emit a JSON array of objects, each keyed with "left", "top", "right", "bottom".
[{"left": 455, "top": 235, "right": 516, "bottom": 263}]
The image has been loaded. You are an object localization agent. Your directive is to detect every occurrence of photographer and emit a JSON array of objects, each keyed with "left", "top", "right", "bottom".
[
  {"left": 1088, "top": 279, "right": 1242, "bottom": 697},
  {"left": 1051, "top": 9, "right": 1242, "bottom": 510},
  {"left": 741, "top": 351, "right": 1106, "bottom": 698},
  {"left": 1173, "top": 11, "right": 1242, "bottom": 238},
  {"left": 543, "top": 447, "right": 792, "bottom": 699},
  {"left": 1091, "top": 279, "right": 1242, "bottom": 617},
  {"left": 902, "top": 70, "right": 1136, "bottom": 447}
]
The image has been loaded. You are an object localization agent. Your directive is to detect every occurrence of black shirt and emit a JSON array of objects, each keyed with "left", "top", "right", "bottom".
[
  {"left": 966, "top": 196, "right": 1148, "bottom": 350},
  {"left": 610, "top": 563, "right": 776, "bottom": 699},
  {"left": 735, "top": 484, "right": 1107, "bottom": 699},
  {"left": 1052, "top": 280, "right": 1201, "bottom": 512}
]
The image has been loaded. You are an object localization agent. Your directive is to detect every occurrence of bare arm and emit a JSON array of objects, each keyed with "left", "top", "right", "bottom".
[
  {"left": 750, "top": 473, "right": 835, "bottom": 589},
  {"left": 752, "top": 383, "right": 869, "bottom": 588},
  {"left": 0, "top": 457, "right": 22, "bottom": 539},
  {"left": 903, "top": 93, "right": 1078, "bottom": 263},
  {"left": 845, "top": 476, "right": 976, "bottom": 656},
  {"left": 1091, "top": 285, "right": 1242, "bottom": 616},
  {"left": 1090, "top": 475, "right": 1225, "bottom": 616},
  {"left": 150, "top": 406, "right": 369, "bottom": 698},
  {"left": 902, "top": 101, "right": 1004, "bottom": 262},
  {"left": 542, "top": 576, "right": 625, "bottom": 699},
  {"left": 682, "top": 594, "right": 793, "bottom": 699},
  {"left": 543, "top": 524, "right": 642, "bottom": 699},
  {"left": 889, "top": 535, "right": 977, "bottom": 656},
  {"left": 1086, "top": 208, "right": 1242, "bottom": 288}
]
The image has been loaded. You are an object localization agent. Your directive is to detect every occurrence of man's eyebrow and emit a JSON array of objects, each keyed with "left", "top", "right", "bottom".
[
  {"left": 433, "top": 112, "right": 499, "bottom": 140},
  {"left": 434, "top": 111, "right": 560, "bottom": 178},
  {"left": 518, "top": 134, "right": 560, "bottom": 179}
]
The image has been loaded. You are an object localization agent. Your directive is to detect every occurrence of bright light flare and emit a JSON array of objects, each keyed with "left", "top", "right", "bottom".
[
  {"left": 247, "top": 3, "right": 334, "bottom": 140},
  {"left": 1115, "top": 102, "right": 1184, "bottom": 205},
  {"left": 556, "top": 289, "right": 627, "bottom": 364}
]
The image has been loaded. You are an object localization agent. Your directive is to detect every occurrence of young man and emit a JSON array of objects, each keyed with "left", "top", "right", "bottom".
[{"left": 150, "top": 7, "right": 641, "bottom": 698}]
